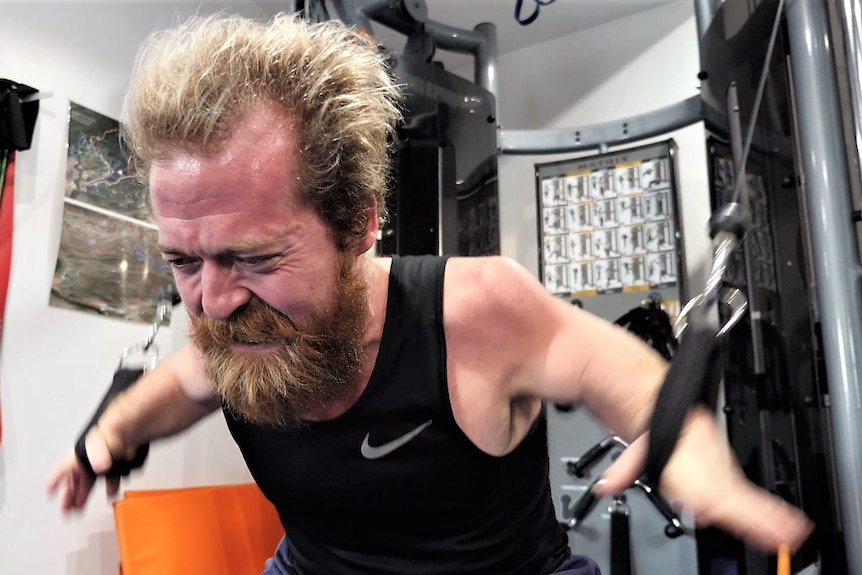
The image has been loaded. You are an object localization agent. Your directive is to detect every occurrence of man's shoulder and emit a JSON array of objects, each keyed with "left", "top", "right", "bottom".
[
  {"left": 442, "top": 256, "right": 550, "bottom": 337},
  {"left": 443, "top": 255, "right": 532, "bottom": 296}
]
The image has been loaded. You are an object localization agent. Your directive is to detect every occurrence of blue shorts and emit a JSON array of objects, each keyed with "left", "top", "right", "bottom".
[{"left": 260, "top": 536, "right": 601, "bottom": 575}]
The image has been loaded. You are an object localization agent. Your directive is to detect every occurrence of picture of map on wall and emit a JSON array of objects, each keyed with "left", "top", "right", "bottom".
[{"left": 50, "top": 101, "right": 173, "bottom": 323}]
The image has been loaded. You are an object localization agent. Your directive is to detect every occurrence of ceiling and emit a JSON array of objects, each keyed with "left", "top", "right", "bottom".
[
  {"left": 337, "top": 0, "right": 682, "bottom": 70},
  {"left": 5, "top": 0, "right": 683, "bottom": 78}
]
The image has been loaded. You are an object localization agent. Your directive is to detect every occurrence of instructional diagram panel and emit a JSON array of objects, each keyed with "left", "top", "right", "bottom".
[{"left": 536, "top": 140, "right": 685, "bottom": 316}]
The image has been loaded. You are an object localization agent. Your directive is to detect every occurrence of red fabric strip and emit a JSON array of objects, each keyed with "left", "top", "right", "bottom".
[{"left": 0, "top": 151, "right": 15, "bottom": 446}]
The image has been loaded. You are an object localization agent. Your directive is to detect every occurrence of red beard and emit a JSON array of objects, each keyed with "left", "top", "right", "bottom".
[{"left": 189, "top": 259, "right": 368, "bottom": 427}]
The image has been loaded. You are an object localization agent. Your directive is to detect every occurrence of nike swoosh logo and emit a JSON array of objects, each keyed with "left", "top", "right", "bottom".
[{"left": 360, "top": 420, "right": 433, "bottom": 460}]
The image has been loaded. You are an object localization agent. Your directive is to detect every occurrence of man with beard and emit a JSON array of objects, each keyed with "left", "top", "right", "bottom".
[{"left": 48, "top": 13, "right": 811, "bottom": 575}]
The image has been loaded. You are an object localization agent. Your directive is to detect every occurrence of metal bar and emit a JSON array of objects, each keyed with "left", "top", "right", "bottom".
[
  {"left": 286, "top": 0, "right": 303, "bottom": 15},
  {"left": 328, "top": 0, "right": 375, "bottom": 33},
  {"left": 473, "top": 23, "right": 498, "bottom": 106},
  {"left": 305, "top": 0, "right": 330, "bottom": 22},
  {"left": 726, "top": 81, "right": 766, "bottom": 374},
  {"left": 361, "top": 0, "right": 487, "bottom": 52},
  {"left": 836, "top": 0, "right": 862, "bottom": 194},
  {"left": 497, "top": 96, "right": 703, "bottom": 155},
  {"left": 424, "top": 20, "right": 485, "bottom": 54},
  {"left": 786, "top": 2, "right": 862, "bottom": 573},
  {"left": 693, "top": 0, "right": 723, "bottom": 40},
  {"left": 357, "top": 0, "right": 495, "bottom": 99},
  {"left": 361, "top": 0, "right": 415, "bottom": 34}
]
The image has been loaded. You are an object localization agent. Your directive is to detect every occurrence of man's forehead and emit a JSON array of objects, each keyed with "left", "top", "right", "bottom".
[
  {"left": 149, "top": 101, "right": 297, "bottom": 167},
  {"left": 150, "top": 151, "right": 204, "bottom": 175}
]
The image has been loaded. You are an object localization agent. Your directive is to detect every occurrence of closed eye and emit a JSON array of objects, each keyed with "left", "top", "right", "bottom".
[
  {"left": 164, "top": 257, "right": 199, "bottom": 272},
  {"left": 165, "top": 257, "right": 199, "bottom": 275},
  {"left": 234, "top": 254, "right": 279, "bottom": 269}
]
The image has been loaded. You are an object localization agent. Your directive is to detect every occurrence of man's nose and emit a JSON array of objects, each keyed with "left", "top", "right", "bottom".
[{"left": 200, "top": 263, "right": 251, "bottom": 321}]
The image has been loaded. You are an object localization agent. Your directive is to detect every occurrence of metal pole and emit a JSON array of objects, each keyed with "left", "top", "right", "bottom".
[
  {"left": 693, "top": 0, "right": 723, "bottom": 40},
  {"left": 329, "top": 0, "right": 375, "bottom": 33},
  {"left": 497, "top": 96, "right": 702, "bottom": 155},
  {"left": 836, "top": 0, "right": 862, "bottom": 189},
  {"left": 473, "top": 23, "right": 498, "bottom": 107},
  {"left": 786, "top": 2, "right": 862, "bottom": 573},
  {"left": 726, "top": 82, "right": 766, "bottom": 375}
]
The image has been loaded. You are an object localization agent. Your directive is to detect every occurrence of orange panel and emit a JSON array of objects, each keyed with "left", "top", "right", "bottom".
[{"left": 113, "top": 483, "right": 283, "bottom": 575}]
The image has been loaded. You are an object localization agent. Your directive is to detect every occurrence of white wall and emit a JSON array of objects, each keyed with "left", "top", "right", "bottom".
[
  {"left": 0, "top": 4, "right": 257, "bottom": 575},
  {"left": 0, "top": 1, "right": 711, "bottom": 574}
]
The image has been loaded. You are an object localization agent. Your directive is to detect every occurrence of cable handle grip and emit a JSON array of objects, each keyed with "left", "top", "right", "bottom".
[
  {"left": 644, "top": 321, "right": 722, "bottom": 487},
  {"left": 609, "top": 494, "right": 632, "bottom": 575},
  {"left": 74, "top": 284, "right": 178, "bottom": 478},
  {"left": 74, "top": 368, "right": 150, "bottom": 478},
  {"left": 633, "top": 479, "right": 685, "bottom": 538},
  {"left": 563, "top": 477, "right": 604, "bottom": 530},
  {"left": 566, "top": 435, "right": 627, "bottom": 478}
]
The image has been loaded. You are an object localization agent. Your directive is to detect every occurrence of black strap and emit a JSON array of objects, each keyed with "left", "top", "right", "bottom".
[
  {"left": 644, "top": 323, "right": 721, "bottom": 485},
  {"left": 74, "top": 368, "right": 150, "bottom": 478},
  {"left": 514, "top": 0, "right": 540, "bottom": 25},
  {"left": 514, "top": 0, "right": 557, "bottom": 26},
  {"left": 74, "top": 433, "right": 97, "bottom": 477}
]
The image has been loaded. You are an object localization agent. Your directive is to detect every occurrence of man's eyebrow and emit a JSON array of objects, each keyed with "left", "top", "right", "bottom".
[{"left": 156, "top": 242, "right": 276, "bottom": 256}]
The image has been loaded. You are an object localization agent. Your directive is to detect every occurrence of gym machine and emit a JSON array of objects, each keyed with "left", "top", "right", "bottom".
[
  {"left": 290, "top": 1, "right": 862, "bottom": 572},
  {"left": 377, "top": 3, "right": 862, "bottom": 574},
  {"left": 79, "top": 1, "right": 862, "bottom": 572},
  {"left": 310, "top": 0, "right": 502, "bottom": 257}
]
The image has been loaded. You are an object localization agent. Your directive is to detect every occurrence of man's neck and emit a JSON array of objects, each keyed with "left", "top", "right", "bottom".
[{"left": 303, "top": 257, "right": 392, "bottom": 422}]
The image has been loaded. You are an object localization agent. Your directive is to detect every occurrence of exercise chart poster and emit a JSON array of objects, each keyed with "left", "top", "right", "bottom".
[{"left": 536, "top": 141, "right": 682, "bottom": 299}]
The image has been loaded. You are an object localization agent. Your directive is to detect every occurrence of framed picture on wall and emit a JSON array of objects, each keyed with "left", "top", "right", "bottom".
[{"left": 535, "top": 140, "right": 687, "bottom": 320}]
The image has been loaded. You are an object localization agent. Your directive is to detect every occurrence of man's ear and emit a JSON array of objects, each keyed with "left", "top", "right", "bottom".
[{"left": 356, "top": 203, "right": 379, "bottom": 254}]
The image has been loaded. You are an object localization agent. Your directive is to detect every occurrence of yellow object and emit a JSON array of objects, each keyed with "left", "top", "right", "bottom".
[
  {"left": 776, "top": 543, "right": 790, "bottom": 575},
  {"left": 113, "top": 483, "right": 283, "bottom": 575}
]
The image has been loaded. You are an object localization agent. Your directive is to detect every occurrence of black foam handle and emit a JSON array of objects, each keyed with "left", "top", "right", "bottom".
[
  {"left": 567, "top": 439, "right": 614, "bottom": 478},
  {"left": 74, "top": 368, "right": 150, "bottom": 478},
  {"left": 569, "top": 489, "right": 598, "bottom": 525},
  {"left": 634, "top": 479, "right": 684, "bottom": 538},
  {"left": 609, "top": 497, "right": 632, "bottom": 575},
  {"left": 5, "top": 93, "right": 26, "bottom": 149},
  {"left": 644, "top": 323, "right": 721, "bottom": 486}
]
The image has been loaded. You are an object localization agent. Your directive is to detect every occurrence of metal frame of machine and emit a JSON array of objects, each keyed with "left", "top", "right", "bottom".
[{"left": 291, "top": 1, "right": 862, "bottom": 572}]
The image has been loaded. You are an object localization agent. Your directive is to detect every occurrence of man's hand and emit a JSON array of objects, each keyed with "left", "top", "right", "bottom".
[
  {"left": 595, "top": 409, "right": 814, "bottom": 553},
  {"left": 46, "top": 428, "right": 123, "bottom": 512}
]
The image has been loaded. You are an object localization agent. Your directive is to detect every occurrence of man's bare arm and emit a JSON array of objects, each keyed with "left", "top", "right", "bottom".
[
  {"left": 447, "top": 256, "right": 812, "bottom": 553},
  {"left": 96, "top": 343, "right": 219, "bottom": 457},
  {"left": 446, "top": 256, "right": 666, "bottom": 440},
  {"left": 46, "top": 343, "right": 219, "bottom": 512}
]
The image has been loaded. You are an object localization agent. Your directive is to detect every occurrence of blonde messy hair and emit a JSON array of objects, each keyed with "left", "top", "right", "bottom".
[{"left": 122, "top": 13, "right": 402, "bottom": 249}]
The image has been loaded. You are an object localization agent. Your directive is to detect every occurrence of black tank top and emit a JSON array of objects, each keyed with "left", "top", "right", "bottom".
[{"left": 223, "top": 255, "right": 569, "bottom": 575}]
